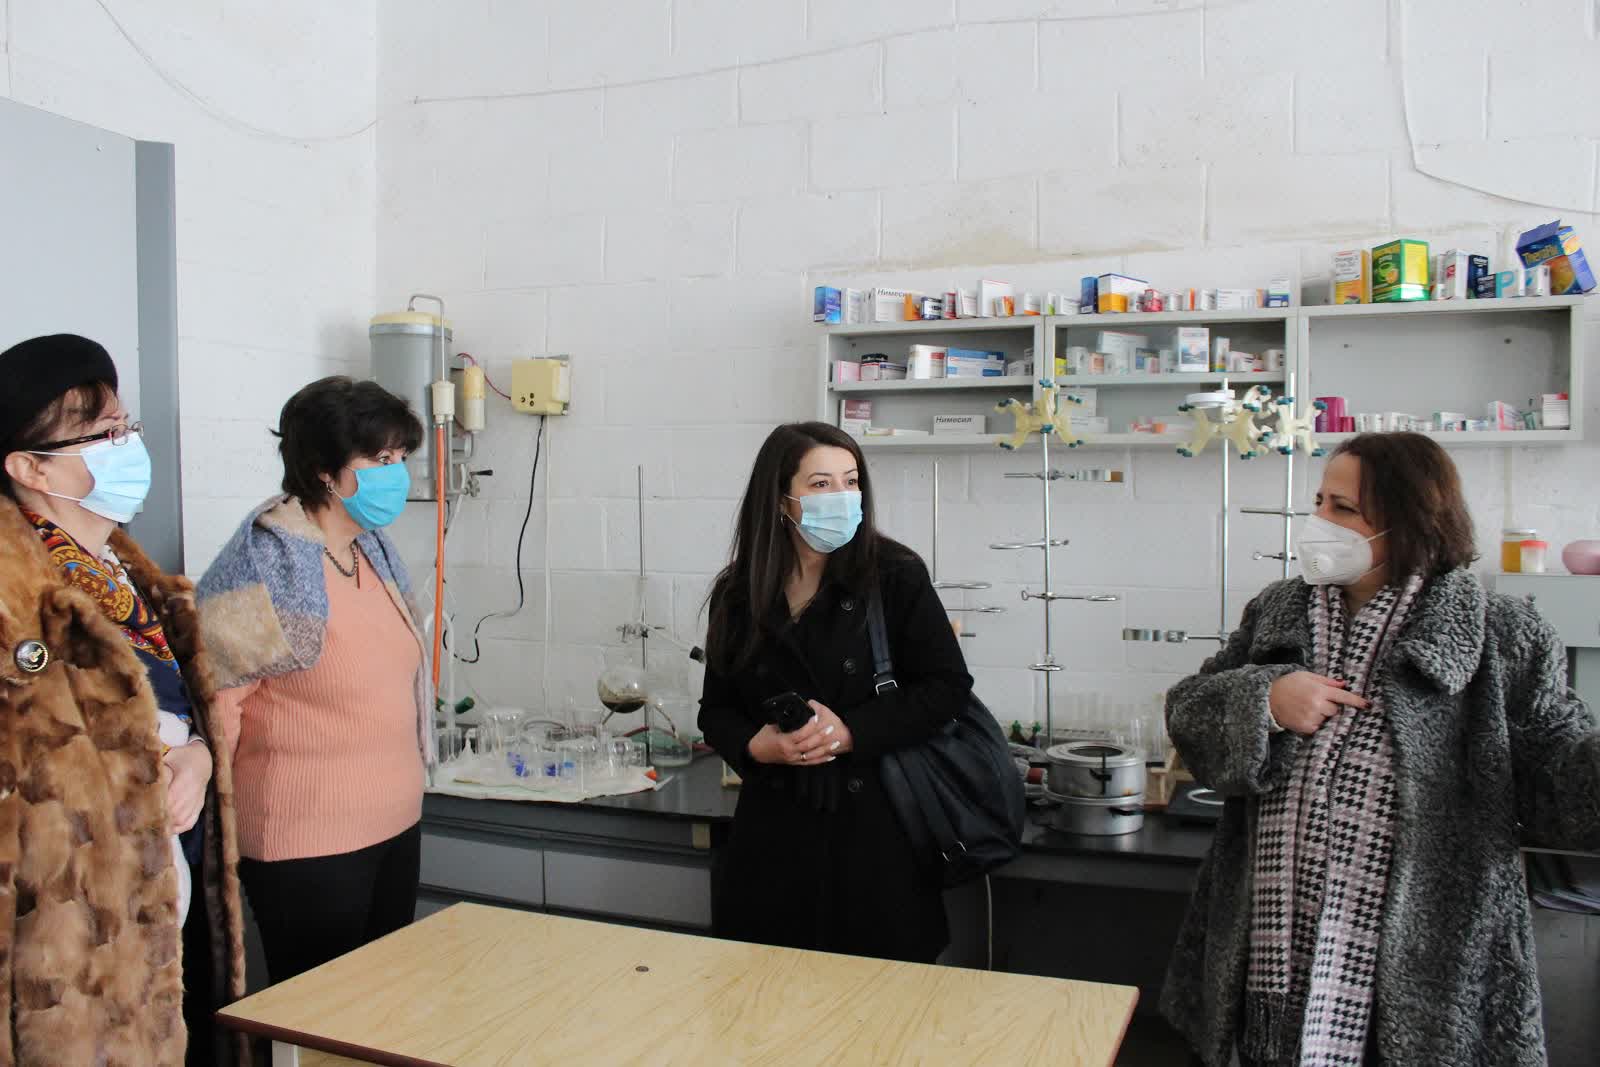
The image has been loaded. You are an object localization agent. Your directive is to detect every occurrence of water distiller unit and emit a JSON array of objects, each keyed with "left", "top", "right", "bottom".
[{"left": 369, "top": 302, "right": 452, "bottom": 500}]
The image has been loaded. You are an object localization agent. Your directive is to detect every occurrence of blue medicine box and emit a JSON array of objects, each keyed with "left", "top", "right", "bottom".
[
  {"left": 813, "top": 286, "right": 842, "bottom": 324},
  {"left": 1516, "top": 221, "right": 1596, "bottom": 295}
]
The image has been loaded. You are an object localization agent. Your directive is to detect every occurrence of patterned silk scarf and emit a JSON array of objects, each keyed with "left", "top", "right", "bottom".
[
  {"left": 23, "top": 509, "right": 181, "bottom": 674},
  {"left": 1243, "top": 575, "right": 1423, "bottom": 1066}
]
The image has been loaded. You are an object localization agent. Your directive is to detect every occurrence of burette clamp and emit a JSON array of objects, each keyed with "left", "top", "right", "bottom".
[{"left": 1023, "top": 591, "right": 1119, "bottom": 603}]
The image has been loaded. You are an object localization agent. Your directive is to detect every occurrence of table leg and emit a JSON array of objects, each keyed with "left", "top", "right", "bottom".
[{"left": 271, "top": 1041, "right": 301, "bottom": 1067}]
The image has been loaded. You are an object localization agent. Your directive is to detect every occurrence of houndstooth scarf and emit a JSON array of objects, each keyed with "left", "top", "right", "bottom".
[{"left": 1242, "top": 575, "right": 1424, "bottom": 1066}]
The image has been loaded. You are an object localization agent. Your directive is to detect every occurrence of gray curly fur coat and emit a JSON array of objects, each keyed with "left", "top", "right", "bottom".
[{"left": 1162, "top": 570, "right": 1600, "bottom": 1066}]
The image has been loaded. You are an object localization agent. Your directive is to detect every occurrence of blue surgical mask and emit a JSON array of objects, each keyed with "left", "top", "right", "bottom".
[
  {"left": 336, "top": 462, "right": 410, "bottom": 530},
  {"left": 32, "top": 433, "right": 153, "bottom": 523},
  {"left": 786, "top": 491, "right": 863, "bottom": 554}
]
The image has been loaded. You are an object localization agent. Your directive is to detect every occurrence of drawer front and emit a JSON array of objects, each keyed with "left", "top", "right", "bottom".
[
  {"left": 1496, "top": 575, "right": 1600, "bottom": 648},
  {"left": 544, "top": 850, "right": 711, "bottom": 929},
  {"left": 420, "top": 832, "right": 545, "bottom": 906}
]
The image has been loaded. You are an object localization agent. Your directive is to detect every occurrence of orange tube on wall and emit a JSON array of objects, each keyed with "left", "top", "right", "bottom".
[{"left": 433, "top": 423, "right": 446, "bottom": 695}]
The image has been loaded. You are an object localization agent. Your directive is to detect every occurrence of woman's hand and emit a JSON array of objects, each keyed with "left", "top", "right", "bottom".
[
  {"left": 163, "top": 741, "right": 213, "bottom": 834},
  {"left": 1268, "top": 671, "right": 1369, "bottom": 736},
  {"left": 799, "top": 700, "right": 852, "bottom": 761},
  {"left": 746, "top": 701, "right": 853, "bottom": 766}
]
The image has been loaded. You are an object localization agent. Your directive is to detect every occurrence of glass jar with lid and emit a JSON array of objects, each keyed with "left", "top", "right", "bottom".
[{"left": 1502, "top": 528, "right": 1538, "bottom": 573}]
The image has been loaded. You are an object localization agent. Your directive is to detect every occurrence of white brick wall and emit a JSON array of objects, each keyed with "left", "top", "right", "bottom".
[
  {"left": 22, "top": 0, "right": 1581, "bottom": 723},
  {"left": 368, "top": 0, "right": 1593, "bottom": 726},
  {"left": 4, "top": 0, "right": 378, "bottom": 574}
]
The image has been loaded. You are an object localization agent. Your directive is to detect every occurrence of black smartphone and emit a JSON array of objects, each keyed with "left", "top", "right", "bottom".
[{"left": 760, "top": 691, "right": 812, "bottom": 733}]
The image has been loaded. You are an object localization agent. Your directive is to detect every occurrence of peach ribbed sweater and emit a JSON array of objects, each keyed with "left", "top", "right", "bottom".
[{"left": 213, "top": 556, "right": 423, "bottom": 861}]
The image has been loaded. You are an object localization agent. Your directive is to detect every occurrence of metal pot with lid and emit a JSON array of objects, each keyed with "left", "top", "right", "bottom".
[
  {"left": 1045, "top": 740, "right": 1145, "bottom": 799},
  {"left": 1045, "top": 790, "right": 1146, "bottom": 836}
]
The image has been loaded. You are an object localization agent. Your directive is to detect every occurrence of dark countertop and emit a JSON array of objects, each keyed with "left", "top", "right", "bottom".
[
  {"left": 427, "top": 753, "right": 1218, "bottom": 866},
  {"left": 1023, "top": 807, "right": 1214, "bottom": 864},
  {"left": 570, "top": 753, "right": 742, "bottom": 822},
  {"left": 425, "top": 751, "right": 740, "bottom": 825}
]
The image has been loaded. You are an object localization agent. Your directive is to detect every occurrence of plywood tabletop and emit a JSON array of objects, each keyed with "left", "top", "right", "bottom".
[{"left": 220, "top": 903, "right": 1137, "bottom": 1066}]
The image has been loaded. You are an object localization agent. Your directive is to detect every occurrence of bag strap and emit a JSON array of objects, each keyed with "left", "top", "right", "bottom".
[{"left": 866, "top": 584, "right": 899, "bottom": 695}]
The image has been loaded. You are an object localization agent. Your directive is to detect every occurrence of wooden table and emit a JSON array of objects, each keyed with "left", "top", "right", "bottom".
[{"left": 220, "top": 903, "right": 1137, "bottom": 1066}]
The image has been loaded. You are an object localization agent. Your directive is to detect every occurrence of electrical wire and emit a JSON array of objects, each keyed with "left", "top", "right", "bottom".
[
  {"left": 446, "top": 415, "right": 546, "bottom": 664},
  {"left": 457, "top": 353, "right": 513, "bottom": 400},
  {"left": 985, "top": 875, "right": 994, "bottom": 972},
  {"left": 541, "top": 419, "right": 554, "bottom": 715},
  {"left": 90, "top": 0, "right": 377, "bottom": 145}
]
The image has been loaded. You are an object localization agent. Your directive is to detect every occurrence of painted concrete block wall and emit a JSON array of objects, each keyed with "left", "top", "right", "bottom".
[
  {"left": 1, "top": 0, "right": 378, "bottom": 571},
  {"left": 363, "top": 0, "right": 1599, "bottom": 732}
]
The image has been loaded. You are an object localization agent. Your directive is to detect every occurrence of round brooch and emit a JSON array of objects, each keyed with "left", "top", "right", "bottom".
[{"left": 14, "top": 640, "right": 49, "bottom": 674}]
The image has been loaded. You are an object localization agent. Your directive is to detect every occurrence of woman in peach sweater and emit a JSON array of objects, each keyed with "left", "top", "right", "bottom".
[{"left": 198, "top": 377, "right": 434, "bottom": 982}]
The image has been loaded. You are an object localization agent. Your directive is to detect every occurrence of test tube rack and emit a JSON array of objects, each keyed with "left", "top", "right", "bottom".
[
  {"left": 1122, "top": 372, "right": 1316, "bottom": 649},
  {"left": 930, "top": 459, "right": 1004, "bottom": 638},
  {"left": 988, "top": 393, "right": 1121, "bottom": 750}
]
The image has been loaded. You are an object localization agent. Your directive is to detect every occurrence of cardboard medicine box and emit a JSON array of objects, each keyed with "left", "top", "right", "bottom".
[
  {"left": 933, "top": 414, "right": 985, "bottom": 435},
  {"left": 840, "top": 399, "right": 872, "bottom": 436},
  {"left": 813, "top": 286, "right": 842, "bottom": 323},
  {"left": 1517, "top": 220, "right": 1596, "bottom": 295},
  {"left": 1372, "top": 239, "right": 1430, "bottom": 302},
  {"left": 1177, "top": 327, "right": 1211, "bottom": 373},
  {"left": 1331, "top": 250, "right": 1371, "bottom": 304}
]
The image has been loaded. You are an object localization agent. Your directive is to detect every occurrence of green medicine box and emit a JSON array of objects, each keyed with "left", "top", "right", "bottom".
[{"left": 1372, "top": 239, "right": 1431, "bottom": 302}]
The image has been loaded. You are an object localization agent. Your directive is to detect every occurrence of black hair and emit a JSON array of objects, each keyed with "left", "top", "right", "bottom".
[
  {"left": 0, "top": 381, "right": 119, "bottom": 499},
  {"left": 274, "top": 376, "right": 424, "bottom": 508},
  {"left": 704, "top": 421, "right": 911, "bottom": 673}
]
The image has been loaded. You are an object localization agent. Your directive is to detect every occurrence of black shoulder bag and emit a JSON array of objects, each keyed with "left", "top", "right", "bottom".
[{"left": 867, "top": 586, "right": 1025, "bottom": 888}]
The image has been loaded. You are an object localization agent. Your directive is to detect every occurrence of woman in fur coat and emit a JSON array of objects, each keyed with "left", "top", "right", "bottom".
[
  {"left": 1163, "top": 432, "right": 1600, "bottom": 1067},
  {"left": 0, "top": 334, "right": 247, "bottom": 1066}
]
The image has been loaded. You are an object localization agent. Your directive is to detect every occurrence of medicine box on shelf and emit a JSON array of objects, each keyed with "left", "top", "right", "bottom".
[
  {"left": 1298, "top": 297, "right": 1584, "bottom": 445},
  {"left": 820, "top": 298, "right": 1584, "bottom": 450},
  {"left": 1043, "top": 310, "right": 1296, "bottom": 444},
  {"left": 819, "top": 319, "right": 1043, "bottom": 448}
]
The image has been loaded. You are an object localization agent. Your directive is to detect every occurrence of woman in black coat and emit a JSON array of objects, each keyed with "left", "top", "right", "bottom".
[{"left": 699, "top": 421, "right": 972, "bottom": 963}]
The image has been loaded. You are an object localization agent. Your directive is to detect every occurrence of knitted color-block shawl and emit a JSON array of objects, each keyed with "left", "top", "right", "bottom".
[{"left": 195, "top": 495, "right": 436, "bottom": 765}]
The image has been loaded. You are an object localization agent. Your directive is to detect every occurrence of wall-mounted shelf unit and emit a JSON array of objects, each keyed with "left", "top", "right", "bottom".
[
  {"left": 830, "top": 375, "right": 1037, "bottom": 394},
  {"left": 1298, "top": 295, "right": 1584, "bottom": 443},
  {"left": 817, "top": 296, "right": 1589, "bottom": 451},
  {"left": 818, "top": 318, "right": 1044, "bottom": 450}
]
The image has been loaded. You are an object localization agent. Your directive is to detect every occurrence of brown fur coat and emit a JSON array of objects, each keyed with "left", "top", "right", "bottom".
[{"left": 0, "top": 499, "right": 247, "bottom": 1066}]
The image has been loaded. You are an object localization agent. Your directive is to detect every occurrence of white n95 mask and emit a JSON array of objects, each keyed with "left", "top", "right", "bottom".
[{"left": 1298, "top": 514, "right": 1386, "bottom": 586}]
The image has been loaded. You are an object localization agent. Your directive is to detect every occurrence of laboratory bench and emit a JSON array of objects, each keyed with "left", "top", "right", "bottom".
[
  {"left": 416, "top": 755, "right": 1212, "bottom": 1023},
  {"left": 414, "top": 753, "right": 1600, "bottom": 1064},
  {"left": 417, "top": 755, "right": 1212, "bottom": 931}
]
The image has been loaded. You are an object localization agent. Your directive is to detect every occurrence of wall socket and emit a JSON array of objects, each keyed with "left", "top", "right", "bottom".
[{"left": 510, "top": 356, "right": 571, "bottom": 415}]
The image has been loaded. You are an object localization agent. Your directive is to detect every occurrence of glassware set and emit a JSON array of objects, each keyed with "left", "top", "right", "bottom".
[{"left": 442, "top": 708, "right": 652, "bottom": 790}]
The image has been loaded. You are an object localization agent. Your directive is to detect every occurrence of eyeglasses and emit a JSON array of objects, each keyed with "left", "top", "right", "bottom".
[{"left": 34, "top": 421, "right": 144, "bottom": 452}]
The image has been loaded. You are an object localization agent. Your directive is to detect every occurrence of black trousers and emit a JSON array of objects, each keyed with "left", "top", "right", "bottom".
[
  {"left": 181, "top": 858, "right": 216, "bottom": 1067},
  {"left": 239, "top": 822, "right": 422, "bottom": 984}
]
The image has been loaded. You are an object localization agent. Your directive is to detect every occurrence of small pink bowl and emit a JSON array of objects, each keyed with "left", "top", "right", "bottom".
[{"left": 1562, "top": 540, "right": 1600, "bottom": 575}]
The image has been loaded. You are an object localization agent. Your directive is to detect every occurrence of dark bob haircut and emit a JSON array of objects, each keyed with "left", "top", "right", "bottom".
[
  {"left": 1329, "top": 432, "right": 1478, "bottom": 579},
  {"left": 274, "top": 376, "right": 423, "bottom": 508}
]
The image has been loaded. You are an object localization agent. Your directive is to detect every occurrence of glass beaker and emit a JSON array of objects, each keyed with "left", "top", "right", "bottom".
[
  {"left": 483, "top": 709, "right": 525, "bottom": 761},
  {"left": 555, "top": 739, "right": 586, "bottom": 787},
  {"left": 647, "top": 697, "right": 696, "bottom": 767},
  {"left": 437, "top": 725, "right": 464, "bottom": 763}
]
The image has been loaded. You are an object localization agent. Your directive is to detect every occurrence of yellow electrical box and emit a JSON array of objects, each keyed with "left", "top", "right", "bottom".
[{"left": 511, "top": 357, "right": 571, "bottom": 415}]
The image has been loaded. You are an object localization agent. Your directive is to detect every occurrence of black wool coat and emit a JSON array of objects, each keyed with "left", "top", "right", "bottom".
[{"left": 699, "top": 552, "right": 973, "bottom": 963}]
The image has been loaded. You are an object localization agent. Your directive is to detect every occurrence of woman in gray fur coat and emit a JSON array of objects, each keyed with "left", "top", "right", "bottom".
[{"left": 1163, "top": 432, "right": 1600, "bottom": 1067}]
